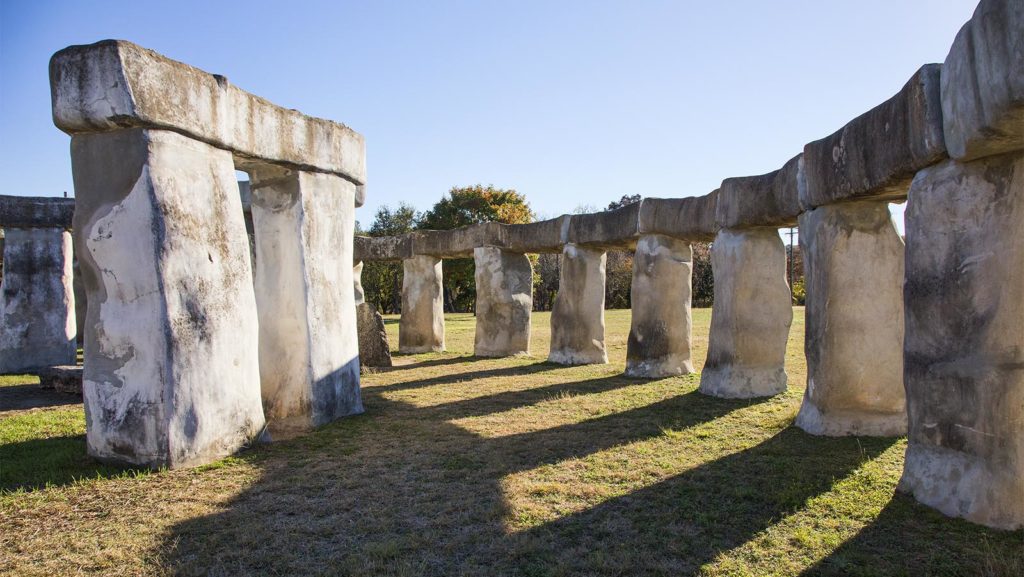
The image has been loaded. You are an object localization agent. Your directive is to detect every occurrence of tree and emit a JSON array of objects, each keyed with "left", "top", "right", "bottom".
[
  {"left": 419, "top": 185, "right": 534, "bottom": 312},
  {"left": 361, "top": 203, "right": 419, "bottom": 313}
]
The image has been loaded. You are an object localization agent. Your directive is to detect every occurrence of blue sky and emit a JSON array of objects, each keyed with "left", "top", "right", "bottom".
[{"left": 1, "top": 1, "right": 976, "bottom": 231}]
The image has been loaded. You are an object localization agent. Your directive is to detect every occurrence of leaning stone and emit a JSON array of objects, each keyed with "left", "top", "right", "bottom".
[
  {"left": 716, "top": 154, "right": 803, "bottom": 229},
  {"left": 549, "top": 244, "right": 607, "bottom": 365},
  {"left": 0, "top": 227, "right": 76, "bottom": 374},
  {"left": 356, "top": 302, "right": 392, "bottom": 368},
  {"left": 899, "top": 155, "right": 1024, "bottom": 530},
  {"left": 626, "top": 235, "right": 694, "bottom": 378},
  {"left": 37, "top": 365, "right": 83, "bottom": 395},
  {"left": 802, "top": 64, "right": 946, "bottom": 208},
  {"left": 400, "top": 255, "right": 444, "bottom": 353},
  {"left": 566, "top": 202, "right": 642, "bottom": 250},
  {"left": 699, "top": 228, "right": 791, "bottom": 398},
  {"left": 250, "top": 166, "right": 363, "bottom": 437},
  {"left": 638, "top": 191, "right": 718, "bottom": 242},
  {"left": 796, "top": 200, "right": 906, "bottom": 436},
  {"left": 0, "top": 195, "right": 74, "bottom": 229},
  {"left": 50, "top": 40, "right": 365, "bottom": 189},
  {"left": 474, "top": 246, "right": 532, "bottom": 357},
  {"left": 941, "top": 0, "right": 1024, "bottom": 161},
  {"left": 70, "top": 128, "right": 265, "bottom": 469}
]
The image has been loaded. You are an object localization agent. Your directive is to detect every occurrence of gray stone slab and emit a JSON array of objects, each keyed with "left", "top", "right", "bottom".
[
  {"left": 549, "top": 244, "right": 607, "bottom": 365},
  {"left": 503, "top": 216, "right": 570, "bottom": 254},
  {"left": 717, "top": 155, "right": 803, "bottom": 229},
  {"left": 354, "top": 235, "right": 413, "bottom": 262},
  {"left": 356, "top": 302, "right": 392, "bottom": 368},
  {"left": 0, "top": 195, "right": 74, "bottom": 229},
  {"left": 37, "top": 365, "right": 83, "bottom": 395},
  {"left": 412, "top": 223, "right": 503, "bottom": 258},
  {"left": 566, "top": 203, "right": 642, "bottom": 250},
  {"left": 637, "top": 192, "right": 718, "bottom": 242},
  {"left": 400, "top": 255, "right": 444, "bottom": 353},
  {"left": 802, "top": 64, "right": 946, "bottom": 208},
  {"left": 474, "top": 247, "right": 532, "bottom": 357}
]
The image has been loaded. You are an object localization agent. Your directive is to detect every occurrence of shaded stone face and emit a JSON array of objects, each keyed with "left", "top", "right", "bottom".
[
  {"left": 899, "top": 154, "right": 1024, "bottom": 530},
  {"left": 626, "top": 235, "right": 693, "bottom": 378},
  {"left": 699, "top": 228, "right": 792, "bottom": 398},
  {"left": 473, "top": 247, "right": 532, "bottom": 357},
  {"left": 251, "top": 166, "right": 362, "bottom": 437},
  {"left": 549, "top": 244, "right": 607, "bottom": 365},
  {"left": 400, "top": 255, "right": 444, "bottom": 353},
  {"left": 356, "top": 302, "right": 392, "bottom": 368},
  {"left": 796, "top": 201, "right": 906, "bottom": 437},
  {"left": 0, "top": 227, "right": 76, "bottom": 373},
  {"left": 70, "top": 128, "right": 265, "bottom": 469}
]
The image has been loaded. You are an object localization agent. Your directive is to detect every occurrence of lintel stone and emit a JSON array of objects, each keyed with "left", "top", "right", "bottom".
[
  {"left": 0, "top": 195, "right": 75, "bottom": 230},
  {"left": 717, "top": 154, "right": 803, "bottom": 229},
  {"left": 566, "top": 202, "right": 642, "bottom": 250},
  {"left": 354, "top": 235, "right": 413, "bottom": 262},
  {"left": 638, "top": 191, "right": 719, "bottom": 242}
]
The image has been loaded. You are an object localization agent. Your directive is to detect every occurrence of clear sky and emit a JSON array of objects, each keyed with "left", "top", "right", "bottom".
[{"left": 1, "top": 0, "right": 977, "bottom": 231}]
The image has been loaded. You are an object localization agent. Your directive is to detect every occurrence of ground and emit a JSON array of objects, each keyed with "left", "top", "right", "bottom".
[{"left": 0, "top": 308, "right": 1021, "bottom": 576}]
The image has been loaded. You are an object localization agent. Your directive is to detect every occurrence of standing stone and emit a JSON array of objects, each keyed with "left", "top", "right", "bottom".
[
  {"left": 0, "top": 228, "right": 76, "bottom": 373},
  {"left": 250, "top": 166, "right": 363, "bottom": 436},
  {"left": 549, "top": 244, "right": 607, "bottom": 365},
  {"left": 796, "top": 201, "right": 906, "bottom": 436},
  {"left": 474, "top": 246, "right": 532, "bottom": 357},
  {"left": 400, "top": 255, "right": 444, "bottom": 353},
  {"left": 899, "top": 155, "right": 1024, "bottom": 530},
  {"left": 70, "top": 128, "right": 265, "bottom": 468},
  {"left": 626, "top": 235, "right": 694, "bottom": 378},
  {"left": 353, "top": 261, "right": 392, "bottom": 368},
  {"left": 699, "top": 228, "right": 792, "bottom": 398}
]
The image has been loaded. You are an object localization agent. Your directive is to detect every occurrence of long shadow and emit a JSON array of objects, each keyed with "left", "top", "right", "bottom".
[
  {"left": 382, "top": 355, "right": 472, "bottom": 372},
  {"left": 0, "top": 383, "right": 81, "bottom": 412},
  {"left": 369, "top": 360, "right": 563, "bottom": 392},
  {"left": 0, "top": 434, "right": 147, "bottom": 491},
  {"left": 800, "top": 495, "right": 1024, "bottom": 576}
]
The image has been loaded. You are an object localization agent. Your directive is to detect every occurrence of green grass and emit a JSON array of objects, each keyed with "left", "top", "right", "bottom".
[{"left": 0, "top": 308, "right": 1020, "bottom": 576}]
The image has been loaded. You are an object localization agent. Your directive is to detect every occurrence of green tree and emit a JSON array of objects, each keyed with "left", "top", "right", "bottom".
[
  {"left": 419, "top": 185, "right": 534, "bottom": 312},
  {"left": 361, "top": 203, "right": 419, "bottom": 313}
]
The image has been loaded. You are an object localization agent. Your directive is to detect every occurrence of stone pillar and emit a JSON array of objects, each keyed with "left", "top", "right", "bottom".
[
  {"left": 474, "top": 246, "right": 532, "bottom": 357},
  {"left": 400, "top": 255, "right": 444, "bottom": 353},
  {"left": 354, "top": 261, "right": 392, "bottom": 367},
  {"left": 796, "top": 201, "right": 906, "bottom": 436},
  {"left": 626, "top": 235, "right": 694, "bottom": 378},
  {"left": 899, "top": 156, "right": 1024, "bottom": 530},
  {"left": 699, "top": 228, "right": 791, "bottom": 398},
  {"left": 250, "top": 166, "right": 363, "bottom": 436},
  {"left": 69, "top": 128, "right": 265, "bottom": 469},
  {"left": 0, "top": 227, "right": 76, "bottom": 373},
  {"left": 549, "top": 244, "right": 607, "bottom": 365}
]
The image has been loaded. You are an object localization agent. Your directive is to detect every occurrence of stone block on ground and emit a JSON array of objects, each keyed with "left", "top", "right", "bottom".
[{"left": 37, "top": 365, "right": 83, "bottom": 395}]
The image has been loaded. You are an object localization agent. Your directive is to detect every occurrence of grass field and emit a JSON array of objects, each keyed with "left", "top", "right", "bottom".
[{"left": 1, "top": 308, "right": 1021, "bottom": 576}]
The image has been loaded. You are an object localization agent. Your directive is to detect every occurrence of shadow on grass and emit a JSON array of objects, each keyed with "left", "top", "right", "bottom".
[
  {"left": 372, "top": 360, "right": 562, "bottom": 392},
  {"left": 0, "top": 434, "right": 147, "bottom": 492},
  {"left": 0, "top": 383, "right": 81, "bottom": 413}
]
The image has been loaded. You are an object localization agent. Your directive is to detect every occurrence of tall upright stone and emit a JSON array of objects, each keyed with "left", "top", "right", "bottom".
[
  {"left": 0, "top": 227, "right": 76, "bottom": 373},
  {"left": 250, "top": 166, "right": 362, "bottom": 436},
  {"left": 353, "top": 261, "right": 392, "bottom": 368},
  {"left": 699, "top": 228, "right": 791, "bottom": 398},
  {"left": 796, "top": 201, "right": 906, "bottom": 436},
  {"left": 474, "top": 247, "right": 532, "bottom": 357},
  {"left": 69, "top": 128, "right": 265, "bottom": 468},
  {"left": 400, "top": 255, "right": 444, "bottom": 353},
  {"left": 626, "top": 234, "right": 693, "bottom": 378},
  {"left": 549, "top": 244, "right": 607, "bottom": 365}
]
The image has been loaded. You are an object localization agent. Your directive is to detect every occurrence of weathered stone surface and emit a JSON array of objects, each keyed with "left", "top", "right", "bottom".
[
  {"left": 413, "top": 223, "right": 503, "bottom": 258},
  {"left": 70, "top": 128, "right": 265, "bottom": 469},
  {"left": 899, "top": 155, "right": 1024, "bottom": 530},
  {"left": 567, "top": 203, "right": 642, "bottom": 250},
  {"left": 549, "top": 244, "right": 607, "bottom": 365},
  {"left": 251, "top": 166, "right": 362, "bottom": 437},
  {"left": 503, "top": 216, "right": 570, "bottom": 254},
  {"left": 0, "top": 228, "right": 76, "bottom": 373},
  {"left": 356, "top": 302, "right": 392, "bottom": 368},
  {"left": 38, "top": 365, "right": 83, "bottom": 395},
  {"left": 717, "top": 155, "right": 803, "bottom": 229},
  {"left": 699, "top": 228, "right": 791, "bottom": 398},
  {"left": 354, "top": 235, "right": 413, "bottom": 262},
  {"left": 474, "top": 247, "right": 532, "bottom": 357},
  {"left": 802, "top": 64, "right": 946, "bottom": 208},
  {"left": 0, "top": 195, "right": 74, "bottom": 229},
  {"left": 796, "top": 201, "right": 906, "bottom": 436},
  {"left": 638, "top": 191, "right": 718, "bottom": 242},
  {"left": 73, "top": 257, "right": 86, "bottom": 344},
  {"left": 941, "top": 0, "right": 1024, "bottom": 161},
  {"left": 50, "top": 40, "right": 366, "bottom": 189},
  {"left": 626, "top": 235, "right": 693, "bottom": 378},
  {"left": 400, "top": 255, "right": 444, "bottom": 353}
]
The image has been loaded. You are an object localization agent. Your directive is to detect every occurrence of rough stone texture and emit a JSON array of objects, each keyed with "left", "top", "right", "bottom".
[
  {"left": 73, "top": 258, "right": 86, "bottom": 344},
  {"left": 626, "top": 235, "right": 693, "bottom": 378},
  {"left": 699, "top": 228, "right": 792, "bottom": 398},
  {"left": 70, "top": 128, "right": 265, "bottom": 469},
  {"left": 717, "top": 155, "right": 803, "bottom": 229},
  {"left": 413, "top": 223, "right": 503, "bottom": 258},
  {"left": 567, "top": 203, "right": 642, "bottom": 250},
  {"left": 354, "top": 235, "right": 413, "bottom": 262},
  {"left": 899, "top": 155, "right": 1024, "bottom": 530},
  {"left": 803, "top": 64, "right": 946, "bottom": 208},
  {"left": 0, "top": 228, "right": 76, "bottom": 373},
  {"left": 504, "top": 216, "right": 570, "bottom": 254},
  {"left": 38, "top": 365, "right": 83, "bottom": 395},
  {"left": 50, "top": 40, "right": 366, "bottom": 191},
  {"left": 941, "top": 0, "right": 1024, "bottom": 161},
  {"left": 549, "top": 244, "right": 607, "bottom": 365},
  {"left": 474, "top": 247, "right": 532, "bottom": 357},
  {"left": 0, "top": 195, "right": 74, "bottom": 229},
  {"left": 638, "top": 191, "right": 719, "bottom": 242},
  {"left": 250, "top": 166, "right": 362, "bottom": 437},
  {"left": 400, "top": 255, "right": 444, "bottom": 353},
  {"left": 796, "top": 201, "right": 906, "bottom": 436},
  {"left": 353, "top": 261, "right": 392, "bottom": 367}
]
